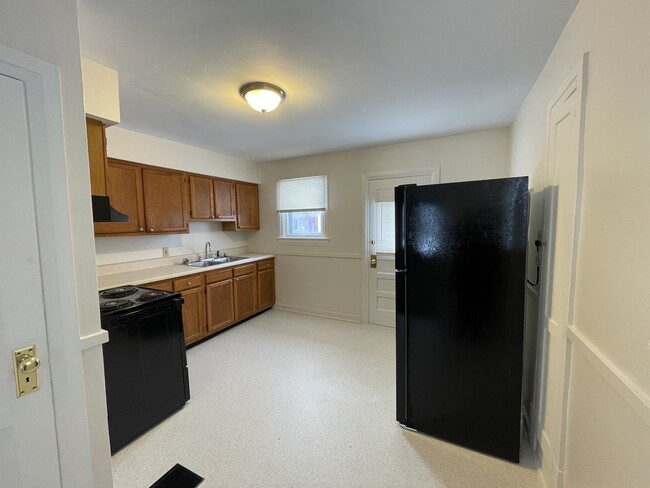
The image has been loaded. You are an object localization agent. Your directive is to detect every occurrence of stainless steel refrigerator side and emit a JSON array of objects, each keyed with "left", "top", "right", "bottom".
[{"left": 395, "top": 185, "right": 408, "bottom": 424}]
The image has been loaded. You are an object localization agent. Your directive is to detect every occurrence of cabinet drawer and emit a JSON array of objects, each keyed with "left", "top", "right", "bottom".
[
  {"left": 205, "top": 268, "right": 233, "bottom": 284},
  {"left": 144, "top": 280, "right": 173, "bottom": 292},
  {"left": 257, "top": 258, "right": 274, "bottom": 270},
  {"left": 233, "top": 263, "right": 256, "bottom": 277},
  {"left": 173, "top": 274, "right": 204, "bottom": 291}
]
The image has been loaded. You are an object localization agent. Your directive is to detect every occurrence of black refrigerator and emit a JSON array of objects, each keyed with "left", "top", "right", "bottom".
[{"left": 395, "top": 176, "right": 528, "bottom": 463}]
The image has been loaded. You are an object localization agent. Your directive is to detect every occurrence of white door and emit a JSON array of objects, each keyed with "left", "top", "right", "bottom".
[
  {"left": 0, "top": 74, "right": 62, "bottom": 486},
  {"left": 367, "top": 174, "right": 432, "bottom": 326},
  {"left": 536, "top": 60, "right": 585, "bottom": 488},
  {"left": 0, "top": 68, "right": 74, "bottom": 488}
]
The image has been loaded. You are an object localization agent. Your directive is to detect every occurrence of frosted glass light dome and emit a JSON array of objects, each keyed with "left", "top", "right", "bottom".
[{"left": 239, "top": 82, "right": 286, "bottom": 113}]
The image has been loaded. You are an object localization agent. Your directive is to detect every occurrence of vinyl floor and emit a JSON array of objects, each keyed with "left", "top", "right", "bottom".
[{"left": 111, "top": 309, "right": 541, "bottom": 488}]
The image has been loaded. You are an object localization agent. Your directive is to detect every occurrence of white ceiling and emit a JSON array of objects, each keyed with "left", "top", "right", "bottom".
[{"left": 78, "top": 0, "right": 578, "bottom": 163}]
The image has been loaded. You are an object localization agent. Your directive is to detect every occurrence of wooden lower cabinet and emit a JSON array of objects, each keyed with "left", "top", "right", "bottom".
[
  {"left": 173, "top": 275, "right": 205, "bottom": 345},
  {"left": 234, "top": 271, "right": 257, "bottom": 321},
  {"left": 257, "top": 259, "right": 275, "bottom": 311},
  {"left": 140, "top": 258, "right": 274, "bottom": 346},
  {"left": 205, "top": 270, "right": 235, "bottom": 333}
]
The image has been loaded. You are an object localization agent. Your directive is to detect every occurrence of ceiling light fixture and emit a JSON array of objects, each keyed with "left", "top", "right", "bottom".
[{"left": 239, "top": 82, "right": 286, "bottom": 114}]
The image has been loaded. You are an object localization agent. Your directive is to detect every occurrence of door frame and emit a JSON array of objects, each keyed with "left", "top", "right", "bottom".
[
  {"left": 361, "top": 167, "right": 439, "bottom": 324},
  {"left": 0, "top": 44, "right": 99, "bottom": 485}
]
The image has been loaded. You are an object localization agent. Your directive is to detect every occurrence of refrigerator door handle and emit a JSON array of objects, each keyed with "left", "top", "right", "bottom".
[
  {"left": 395, "top": 184, "right": 410, "bottom": 425},
  {"left": 395, "top": 267, "right": 408, "bottom": 424}
]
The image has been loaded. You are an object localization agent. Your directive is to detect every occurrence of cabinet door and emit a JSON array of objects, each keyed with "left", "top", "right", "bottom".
[
  {"left": 257, "top": 267, "right": 275, "bottom": 311},
  {"left": 94, "top": 160, "right": 145, "bottom": 235},
  {"left": 235, "top": 182, "right": 260, "bottom": 230},
  {"left": 142, "top": 168, "right": 189, "bottom": 233},
  {"left": 206, "top": 279, "right": 235, "bottom": 333},
  {"left": 86, "top": 118, "right": 108, "bottom": 196},
  {"left": 234, "top": 272, "right": 257, "bottom": 321},
  {"left": 189, "top": 175, "right": 215, "bottom": 219},
  {"left": 178, "top": 286, "right": 204, "bottom": 345},
  {"left": 214, "top": 179, "right": 236, "bottom": 220}
]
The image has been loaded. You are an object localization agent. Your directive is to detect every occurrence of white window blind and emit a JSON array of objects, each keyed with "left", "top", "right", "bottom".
[
  {"left": 375, "top": 201, "right": 395, "bottom": 253},
  {"left": 277, "top": 175, "right": 327, "bottom": 212}
]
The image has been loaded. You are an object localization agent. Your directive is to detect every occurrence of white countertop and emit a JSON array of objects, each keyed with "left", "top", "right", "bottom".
[{"left": 97, "top": 253, "right": 274, "bottom": 290}]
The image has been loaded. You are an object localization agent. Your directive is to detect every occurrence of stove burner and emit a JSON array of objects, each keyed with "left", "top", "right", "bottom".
[
  {"left": 137, "top": 290, "right": 167, "bottom": 302},
  {"left": 100, "top": 299, "right": 134, "bottom": 312},
  {"left": 101, "top": 286, "right": 138, "bottom": 299}
]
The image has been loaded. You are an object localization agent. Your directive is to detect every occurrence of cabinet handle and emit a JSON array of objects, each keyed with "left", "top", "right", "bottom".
[
  {"left": 149, "top": 228, "right": 154, "bottom": 232},
  {"left": 139, "top": 227, "right": 144, "bottom": 232},
  {"left": 188, "top": 282, "right": 192, "bottom": 286}
]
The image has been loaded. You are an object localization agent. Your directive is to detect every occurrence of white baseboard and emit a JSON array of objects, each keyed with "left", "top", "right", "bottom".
[
  {"left": 537, "top": 430, "right": 563, "bottom": 488},
  {"left": 274, "top": 303, "right": 362, "bottom": 324}
]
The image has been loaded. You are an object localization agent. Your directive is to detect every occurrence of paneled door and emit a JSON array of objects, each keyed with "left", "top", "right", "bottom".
[
  {"left": 367, "top": 174, "right": 432, "bottom": 327},
  {"left": 535, "top": 57, "right": 586, "bottom": 488},
  {"left": 0, "top": 71, "right": 61, "bottom": 486}
]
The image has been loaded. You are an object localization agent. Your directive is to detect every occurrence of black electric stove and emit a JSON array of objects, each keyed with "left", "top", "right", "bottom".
[
  {"left": 99, "top": 285, "right": 190, "bottom": 453},
  {"left": 99, "top": 285, "right": 177, "bottom": 316}
]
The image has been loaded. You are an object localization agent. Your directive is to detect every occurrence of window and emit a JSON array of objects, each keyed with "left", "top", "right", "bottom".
[
  {"left": 277, "top": 175, "right": 328, "bottom": 239},
  {"left": 374, "top": 201, "right": 395, "bottom": 253}
]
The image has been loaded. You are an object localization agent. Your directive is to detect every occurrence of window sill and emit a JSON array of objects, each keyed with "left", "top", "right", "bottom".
[{"left": 276, "top": 237, "right": 330, "bottom": 246}]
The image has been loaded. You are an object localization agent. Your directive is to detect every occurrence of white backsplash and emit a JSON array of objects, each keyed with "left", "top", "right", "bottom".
[
  {"left": 95, "top": 221, "right": 252, "bottom": 269},
  {"left": 96, "top": 246, "right": 249, "bottom": 276}
]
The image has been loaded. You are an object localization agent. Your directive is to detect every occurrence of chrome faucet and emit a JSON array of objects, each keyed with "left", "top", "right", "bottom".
[{"left": 204, "top": 241, "right": 212, "bottom": 259}]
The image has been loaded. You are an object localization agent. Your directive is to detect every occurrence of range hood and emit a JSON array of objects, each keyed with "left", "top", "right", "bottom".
[{"left": 92, "top": 195, "right": 129, "bottom": 223}]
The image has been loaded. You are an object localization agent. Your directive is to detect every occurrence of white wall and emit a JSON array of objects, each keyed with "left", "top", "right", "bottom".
[
  {"left": 248, "top": 128, "right": 512, "bottom": 322},
  {"left": 511, "top": 0, "right": 650, "bottom": 486},
  {"left": 96, "top": 126, "right": 259, "bottom": 265},
  {"left": 0, "top": 1, "right": 112, "bottom": 486}
]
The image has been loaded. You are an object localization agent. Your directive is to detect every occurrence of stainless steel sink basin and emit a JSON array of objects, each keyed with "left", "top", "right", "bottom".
[{"left": 184, "top": 256, "right": 248, "bottom": 267}]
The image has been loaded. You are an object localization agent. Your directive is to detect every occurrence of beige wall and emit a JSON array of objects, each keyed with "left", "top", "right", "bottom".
[
  {"left": 96, "top": 126, "right": 259, "bottom": 266},
  {"left": 511, "top": 0, "right": 650, "bottom": 486},
  {"left": 249, "top": 128, "right": 512, "bottom": 322}
]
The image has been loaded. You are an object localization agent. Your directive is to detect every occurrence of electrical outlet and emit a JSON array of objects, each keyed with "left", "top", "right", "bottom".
[{"left": 162, "top": 247, "right": 169, "bottom": 258}]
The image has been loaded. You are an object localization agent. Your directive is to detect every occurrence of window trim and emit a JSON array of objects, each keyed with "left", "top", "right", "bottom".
[{"left": 276, "top": 175, "right": 329, "bottom": 240}]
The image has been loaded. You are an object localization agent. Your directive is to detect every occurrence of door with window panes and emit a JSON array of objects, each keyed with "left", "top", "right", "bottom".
[{"left": 368, "top": 175, "right": 431, "bottom": 326}]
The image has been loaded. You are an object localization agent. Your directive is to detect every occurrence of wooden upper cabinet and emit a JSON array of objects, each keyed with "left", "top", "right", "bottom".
[
  {"left": 86, "top": 118, "right": 108, "bottom": 196},
  {"left": 223, "top": 182, "right": 260, "bottom": 231},
  {"left": 189, "top": 175, "right": 215, "bottom": 220},
  {"left": 94, "top": 159, "right": 145, "bottom": 235},
  {"left": 235, "top": 182, "right": 260, "bottom": 230},
  {"left": 214, "top": 179, "right": 236, "bottom": 221},
  {"left": 142, "top": 168, "right": 189, "bottom": 233}
]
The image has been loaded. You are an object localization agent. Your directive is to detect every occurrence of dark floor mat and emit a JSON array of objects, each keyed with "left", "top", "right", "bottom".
[{"left": 149, "top": 464, "right": 204, "bottom": 488}]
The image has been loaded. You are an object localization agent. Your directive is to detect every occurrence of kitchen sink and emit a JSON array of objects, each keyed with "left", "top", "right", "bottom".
[{"left": 185, "top": 256, "right": 248, "bottom": 267}]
